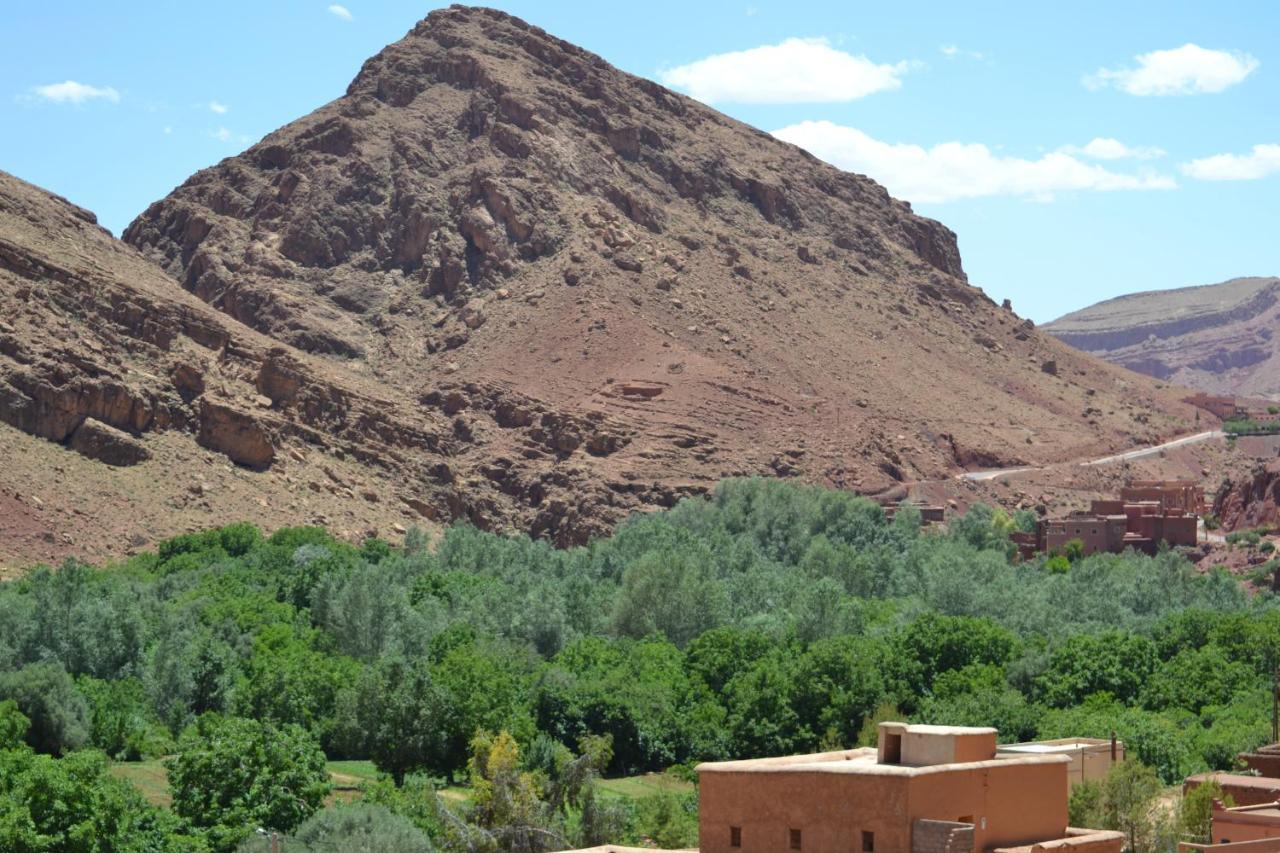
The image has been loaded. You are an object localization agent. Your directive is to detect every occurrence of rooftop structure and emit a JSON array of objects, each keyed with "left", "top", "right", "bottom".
[
  {"left": 1186, "top": 774, "right": 1280, "bottom": 807},
  {"left": 695, "top": 722, "right": 1123, "bottom": 853},
  {"left": 996, "top": 737, "right": 1124, "bottom": 793},
  {"left": 1207, "top": 800, "right": 1280, "bottom": 846},
  {"left": 1240, "top": 744, "right": 1280, "bottom": 778}
]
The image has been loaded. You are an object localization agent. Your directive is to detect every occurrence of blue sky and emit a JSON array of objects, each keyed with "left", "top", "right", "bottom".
[{"left": 3, "top": 2, "right": 1277, "bottom": 322}]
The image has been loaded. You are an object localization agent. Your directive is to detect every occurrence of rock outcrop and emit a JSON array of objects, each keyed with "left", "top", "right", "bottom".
[
  {"left": 1214, "top": 460, "right": 1280, "bottom": 532},
  {"left": 1046, "top": 277, "right": 1280, "bottom": 397}
]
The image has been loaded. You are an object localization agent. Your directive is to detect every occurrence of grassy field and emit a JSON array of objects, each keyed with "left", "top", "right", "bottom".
[
  {"left": 596, "top": 772, "right": 694, "bottom": 800},
  {"left": 108, "top": 760, "right": 171, "bottom": 808},
  {"left": 110, "top": 759, "right": 691, "bottom": 811}
]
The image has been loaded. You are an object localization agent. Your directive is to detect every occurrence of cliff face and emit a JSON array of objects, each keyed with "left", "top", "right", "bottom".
[
  {"left": 1214, "top": 460, "right": 1280, "bottom": 532},
  {"left": 0, "top": 6, "right": 1199, "bottom": 564},
  {"left": 1046, "top": 277, "right": 1280, "bottom": 396}
]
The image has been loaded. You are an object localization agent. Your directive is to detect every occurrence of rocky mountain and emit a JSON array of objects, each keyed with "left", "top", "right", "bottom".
[
  {"left": 2, "top": 6, "right": 1197, "bottom": 566},
  {"left": 1046, "top": 277, "right": 1280, "bottom": 398}
]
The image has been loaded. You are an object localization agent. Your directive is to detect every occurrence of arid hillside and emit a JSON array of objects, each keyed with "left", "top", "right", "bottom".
[
  {"left": 3, "top": 6, "right": 1198, "bottom": 566},
  {"left": 1046, "top": 276, "right": 1280, "bottom": 398}
]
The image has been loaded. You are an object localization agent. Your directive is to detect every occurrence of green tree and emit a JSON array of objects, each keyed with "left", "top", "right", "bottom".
[
  {"left": 0, "top": 748, "right": 193, "bottom": 851},
  {"left": 467, "top": 730, "right": 562, "bottom": 852},
  {"left": 1035, "top": 632, "right": 1157, "bottom": 707},
  {"left": 893, "top": 613, "right": 1019, "bottom": 702},
  {"left": 1179, "top": 779, "right": 1232, "bottom": 844},
  {"left": 1140, "top": 645, "right": 1259, "bottom": 713},
  {"left": 0, "top": 699, "right": 29, "bottom": 751},
  {"left": 249, "top": 803, "right": 435, "bottom": 853},
  {"left": 1091, "top": 760, "right": 1165, "bottom": 852},
  {"left": 335, "top": 657, "right": 456, "bottom": 785},
  {"left": 611, "top": 550, "right": 728, "bottom": 647},
  {"left": 0, "top": 663, "right": 90, "bottom": 755},
  {"left": 166, "top": 714, "right": 330, "bottom": 851},
  {"left": 229, "top": 625, "right": 361, "bottom": 753}
]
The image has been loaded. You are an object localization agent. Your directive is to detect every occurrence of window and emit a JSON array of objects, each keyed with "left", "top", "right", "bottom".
[
  {"left": 862, "top": 830, "right": 875, "bottom": 851},
  {"left": 790, "top": 828, "right": 802, "bottom": 850},
  {"left": 730, "top": 827, "right": 741, "bottom": 848}
]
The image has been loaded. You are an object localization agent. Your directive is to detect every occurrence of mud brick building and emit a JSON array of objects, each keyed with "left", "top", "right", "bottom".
[
  {"left": 695, "top": 723, "right": 1123, "bottom": 853},
  {"left": 1024, "top": 481, "right": 1202, "bottom": 559}
]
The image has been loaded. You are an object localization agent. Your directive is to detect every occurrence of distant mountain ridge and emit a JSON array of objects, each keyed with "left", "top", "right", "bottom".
[{"left": 1045, "top": 277, "right": 1280, "bottom": 397}]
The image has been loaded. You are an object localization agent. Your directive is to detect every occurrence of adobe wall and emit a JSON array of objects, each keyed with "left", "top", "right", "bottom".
[
  {"left": 908, "top": 760, "right": 1068, "bottom": 851},
  {"left": 994, "top": 829, "right": 1125, "bottom": 852},
  {"left": 1239, "top": 750, "right": 1280, "bottom": 778},
  {"left": 913, "top": 819, "right": 975, "bottom": 853},
  {"left": 1186, "top": 774, "right": 1280, "bottom": 807},
  {"left": 1181, "top": 840, "right": 1280, "bottom": 852},
  {"left": 698, "top": 769, "right": 913, "bottom": 853}
]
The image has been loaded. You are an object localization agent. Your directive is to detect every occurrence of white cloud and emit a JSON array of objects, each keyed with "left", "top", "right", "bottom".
[
  {"left": 163, "top": 125, "right": 172, "bottom": 135},
  {"left": 772, "top": 120, "right": 1177, "bottom": 203},
  {"left": 941, "top": 44, "right": 984, "bottom": 61},
  {"left": 328, "top": 4, "right": 353, "bottom": 21},
  {"left": 209, "top": 100, "right": 228, "bottom": 114},
  {"left": 658, "top": 38, "right": 911, "bottom": 104},
  {"left": 30, "top": 80, "right": 119, "bottom": 104},
  {"left": 1085, "top": 44, "right": 1258, "bottom": 95},
  {"left": 1060, "top": 137, "right": 1166, "bottom": 160},
  {"left": 1182, "top": 145, "right": 1280, "bottom": 181},
  {"left": 213, "top": 126, "right": 232, "bottom": 142}
]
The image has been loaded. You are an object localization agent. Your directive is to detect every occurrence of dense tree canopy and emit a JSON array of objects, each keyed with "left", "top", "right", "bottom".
[{"left": 0, "top": 477, "right": 1275, "bottom": 846}]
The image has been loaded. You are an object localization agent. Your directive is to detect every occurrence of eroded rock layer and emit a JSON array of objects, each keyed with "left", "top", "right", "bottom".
[{"left": 1046, "top": 277, "right": 1280, "bottom": 397}]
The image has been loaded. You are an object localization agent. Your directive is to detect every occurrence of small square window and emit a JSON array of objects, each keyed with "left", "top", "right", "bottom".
[
  {"left": 730, "top": 827, "right": 741, "bottom": 848},
  {"left": 790, "top": 828, "right": 802, "bottom": 850},
  {"left": 862, "top": 830, "right": 875, "bottom": 852}
]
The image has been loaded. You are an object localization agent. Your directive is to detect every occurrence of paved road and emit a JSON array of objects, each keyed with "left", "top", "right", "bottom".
[{"left": 959, "top": 430, "right": 1226, "bottom": 483}]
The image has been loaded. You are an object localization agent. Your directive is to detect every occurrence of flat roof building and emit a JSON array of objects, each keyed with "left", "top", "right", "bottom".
[
  {"left": 696, "top": 723, "right": 1123, "bottom": 853},
  {"left": 996, "top": 737, "right": 1124, "bottom": 795}
]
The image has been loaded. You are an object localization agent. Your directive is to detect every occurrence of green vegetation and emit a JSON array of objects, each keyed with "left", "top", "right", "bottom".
[
  {"left": 1224, "top": 417, "right": 1280, "bottom": 435},
  {"left": 0, "top": 478, "right": 1276, "bottom": 849}
]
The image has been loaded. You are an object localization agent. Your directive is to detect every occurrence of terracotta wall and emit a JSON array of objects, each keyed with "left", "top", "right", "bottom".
[
  {"left": 699, "top": 760, "right": 1068, "bottom": 853},
  {"left": 698, "top": 769, "right": 913, "bottom": 853},
  {"left": 1185, "top": 775, "right": 1280, "bottom": 807}
]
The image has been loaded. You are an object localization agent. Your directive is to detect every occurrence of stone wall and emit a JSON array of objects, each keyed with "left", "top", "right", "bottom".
[{"left": 913, "top": 819, "right": 975, "bottom": 853}]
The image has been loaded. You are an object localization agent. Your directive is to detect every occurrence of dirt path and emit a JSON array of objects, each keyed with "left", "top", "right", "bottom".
[{"left": 959, "top": 430, "right": 1225, "bottom": 483}]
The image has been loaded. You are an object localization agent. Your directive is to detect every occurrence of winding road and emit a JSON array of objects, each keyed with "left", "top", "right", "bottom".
[{"left": 959, "top": 430, "right": 1226, "bottom": 483}]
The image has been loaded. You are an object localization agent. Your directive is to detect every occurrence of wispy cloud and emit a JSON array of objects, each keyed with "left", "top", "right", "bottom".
[
  {"left": 1085, "top": 44, "right": 1258, "bottom": 96},
  {"left": 1182, "top": 145, "right": 1280, "bottom": 181},
  {"left": 773, "top": 120, "right": 1176, "bottom": 203},
  {"left": 1060, "top": 137, "right": 1166, "bottom": 161},
  {"left": 209, "top": 100, "right": 228, "bottom": 114},
  {"left": 29, "top": 80, "right": 120, "bottom": 104},
  {"left": 659, "top": 38, "right": 912, "bottom": 104},
  {"left": 213, "top": 126, "right": 233, "bottom": 142},
  {"left": 328, "top": 4, "right": 353, "bottom": 21},
  {"left": 940, "top": 44, "right": 984, "bottom": 61}
]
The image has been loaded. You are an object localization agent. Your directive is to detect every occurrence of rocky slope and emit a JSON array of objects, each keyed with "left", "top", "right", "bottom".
[
  {"left": 2, "top": 6, "right": 1199, "bottom": 566},
  {"left": 1046, "top": 277, "right": 1280, "bottom": 398},
  {"left": 1214, "top": 460, "right": 1280, "bottom": 532}
]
